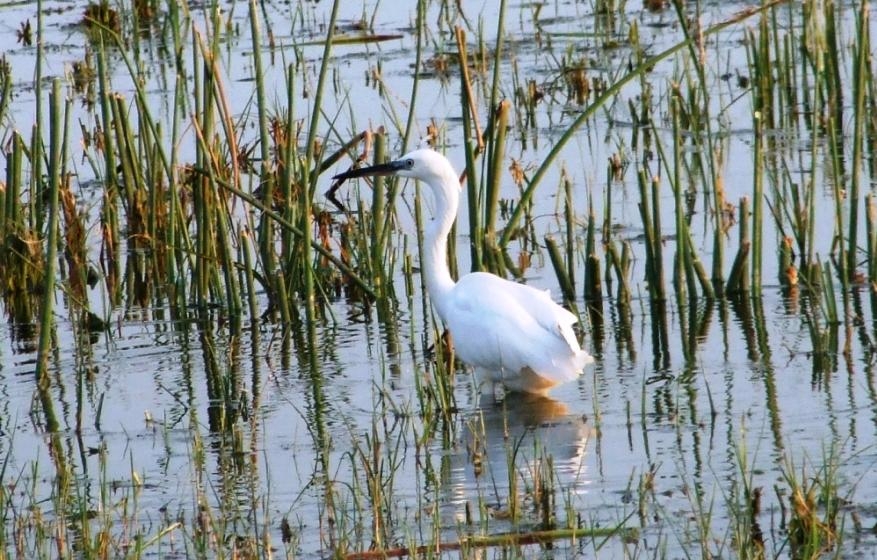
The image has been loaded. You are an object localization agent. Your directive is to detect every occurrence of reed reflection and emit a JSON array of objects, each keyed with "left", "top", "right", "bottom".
[{"left": 441, "top": 392, "right": 592, "bottom": 529}]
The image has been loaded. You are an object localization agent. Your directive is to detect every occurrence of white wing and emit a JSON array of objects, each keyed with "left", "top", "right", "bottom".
[{"left": 442, "top": 272, "right": 592, "bottom": 386}]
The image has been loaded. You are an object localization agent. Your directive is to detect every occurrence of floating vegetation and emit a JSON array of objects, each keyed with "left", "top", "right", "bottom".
[{"left": 81, "top": 1, "right": 121, "bottom": 38}]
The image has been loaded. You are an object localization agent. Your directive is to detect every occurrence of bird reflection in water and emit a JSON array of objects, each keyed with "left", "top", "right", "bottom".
[{"left": 439, "top": 392, "right": 593, "bottom": 529}]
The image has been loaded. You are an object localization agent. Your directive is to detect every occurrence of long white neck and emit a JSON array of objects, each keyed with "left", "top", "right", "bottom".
[{"left": 421, "top": 167, "right": 460, "bottom": 322}]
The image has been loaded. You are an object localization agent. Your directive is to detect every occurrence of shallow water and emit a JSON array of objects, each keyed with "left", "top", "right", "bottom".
[{"left": 2, "top": 0, "right": 877, "bottom": 558}]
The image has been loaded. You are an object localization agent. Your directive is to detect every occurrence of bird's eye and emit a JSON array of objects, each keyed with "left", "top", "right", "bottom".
[{"left": 405, "top": 159, "right": 414, "bottom": 168}]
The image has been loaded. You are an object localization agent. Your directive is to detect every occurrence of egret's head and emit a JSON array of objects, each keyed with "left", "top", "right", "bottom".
[{"left": 333, "top": 148, "right": 457, "bottom": 187}]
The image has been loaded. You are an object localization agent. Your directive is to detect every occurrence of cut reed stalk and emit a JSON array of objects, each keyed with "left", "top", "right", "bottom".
[
  {"left": 689, "top": 235, "right": 715, "bottom": 300},
  {"left": 637, "top": 169, "right": 659, "bottom": 302},
  {"left": 3, "top": 133, "right": 23, "bottom": 231},
  {"left": 779, "top": 236, "right": 797, "bottom": 290},
  {"left": 584, "top": 204, "right": 602, "bottom": 303},
  {"left": 726, "top": 198, "right": 751, "bottom": 295},
  {"left": 606, "top": 241, "right": 632, "bottom": 304},
  {"left": 564, "top": 173, "right": 576, "bottom": 295},
  {"left": 545, "top": 236, "right": 575, "bottom": 304},
  {"left": 240, "top": 228, "right": 260, "bottom": 322},
  {"left": 750, "top": 109, "right": 764, "bottom": 295}
]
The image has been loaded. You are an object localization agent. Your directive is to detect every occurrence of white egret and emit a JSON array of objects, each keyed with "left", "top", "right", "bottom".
[{"left": 334, "top": 148, "right": 593, "bottom": 394}]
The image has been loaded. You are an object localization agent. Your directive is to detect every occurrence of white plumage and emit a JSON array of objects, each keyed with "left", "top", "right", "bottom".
[{"left": 334, "top": 148, "right": 593, "bottom": 394}]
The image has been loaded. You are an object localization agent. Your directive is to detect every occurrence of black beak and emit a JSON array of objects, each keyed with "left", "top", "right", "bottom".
[
  {"left": 329, "top": 158, "right": 407, "bottom": 213},
  {"left": 333, "top": 159, "right": 406, "bottom": 181}
]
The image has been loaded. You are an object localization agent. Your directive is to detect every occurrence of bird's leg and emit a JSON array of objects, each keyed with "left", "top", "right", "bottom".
[
  {"left": 473, "top": 368, "right": 493, "bottom": 397},
  {"left": 473, "top": 368, "right": 505, "bottom": 404},
  {"left": 491, "top": 382, "right": 506, "bottom": 404}
]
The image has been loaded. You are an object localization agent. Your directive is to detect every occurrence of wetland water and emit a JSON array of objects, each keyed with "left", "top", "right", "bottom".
[{"left": 2, "top": 0, "right": 877, "bottom": 558}]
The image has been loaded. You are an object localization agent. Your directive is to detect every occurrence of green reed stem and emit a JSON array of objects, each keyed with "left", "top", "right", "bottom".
[
  {"left": 401, "top": 0, "right": 426, "bottom": 150},
  {"left": 241, "top": 229, "right": 260, "bottom": 323},
  {"left": 98, "top": 23, "right": 173, "bottom": 181},
  {"left": 606, "top": 241, "right": 632, "bottom": 303},
  {"left": 821, "top": 261, "right": 839, "bottom": 325},
  {"left": 826, "top": 116, "right": 848, "bottom": 292},
  {"left": 564, "top": 173, "right": 576, "bottom": 293},
  {"left": 250, "top": 0, "right": 278, "bottom": 316},
  {"left": 458, "top": 27, "right": 483, "bottom": 271},
  {"left": 0, "top": 55, "right": 9, "bottom": 127},
  {"left": 637, "top": 169, "right": 657, "bottom": 301},
  {"left": 849, "top": 1, "right": 870, "bottom": 279},
  {"left": 726, "top": 197, "right": 751, "bottom": 295},
  {"left": 482, "top": 0, "right": 507, "bottom": 256},
  {"left": 216, "top": 200, "right": 242, "bottom": 321},
  {"left": 302, "top": 0, "right": 342, "bottom": 324},
  {"left": 669, "top": 0, "right": 726, "bottom": 291},
  {"left": 193, "top": 34, "right": 213, "bottom": 307},
  {"left": 485, "top": 100, "right": 510, "bottom": 246},
  {"left": 751, "top": 110, "right": 764, "bottom": 295},
  {"left": 3, "top": 133, "right": 22, "bottom": 230},
  {"left": 669, "top": 95, "right": 687, "bottom": 299},
  {"left": 654, "top": 175, "right": 668, "bottom": 301},
  {"left": 0, "top": 160, "right": 5, "bottom": 235},
  {"left": 585, "top": 204, "right": 602, "bottom": 302},
  {"left": 371, "top": 132, "right": 389, "bottom": 297},
  {"left": 486, "top": 0, "right": 507, "bottom": 122},
  {"left": 545, "top": 237, "right": 575, "bottom": 304},
  {"left": 823, "top": 0, "right": 844, "bottom": 135},
  {"left": 31, "top": 0, "right": 44, "bottom": 231},
  {"left": 869, "top": 195, "right": 877, "bottom": 286},
  {"left": 166, "top": 64, "right": 185, "bottom": 300},
  {"left": 35, "top": 79, "right": 64, "bottom": 431},
  {"left": 95, "top": 39, "right": 116, "bottom": 192},
  {"left": 689, "top": 235, "right": 715, "bottom": 299}
]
